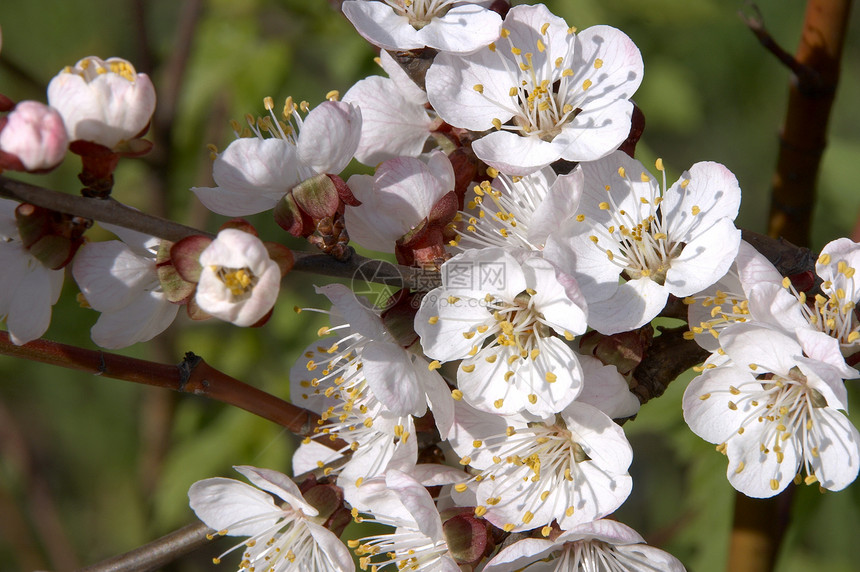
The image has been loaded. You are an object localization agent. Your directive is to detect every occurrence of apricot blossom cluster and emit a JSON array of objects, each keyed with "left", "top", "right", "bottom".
[{"left": 1, "top": 3, "right": 858, "bottom": 572}]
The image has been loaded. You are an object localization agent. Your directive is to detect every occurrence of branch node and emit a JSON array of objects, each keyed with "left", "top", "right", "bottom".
[
  {"left": 178, "top": 351, "right": 203, "bottom": 392},
  {"left": 95, "top": 352, "right": 107, "bottom": 376}
]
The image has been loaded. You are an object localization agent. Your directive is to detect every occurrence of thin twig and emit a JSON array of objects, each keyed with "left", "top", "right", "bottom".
[
  {"left": 0, "top": 175, "right": 437, "bottom": 289},
  {"left": 0, "top": 175, "right": 213, "bottom": 242},
  {"left": 77, "top": 521, "right": 213, "bottom": 572},
  {"left": 739, "top": 3, "right": 822, "bottom": 89}
]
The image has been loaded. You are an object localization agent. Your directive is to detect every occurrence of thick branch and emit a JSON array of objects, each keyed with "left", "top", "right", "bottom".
[
  {"left": 0, "top": 332, "right": 345, "bottom": 449},
  {"left": 630, "top": 326, "right": 709, "bottom": 404},
  {"left": 754, "top": 0, "right": 853, "bottom": 246}
]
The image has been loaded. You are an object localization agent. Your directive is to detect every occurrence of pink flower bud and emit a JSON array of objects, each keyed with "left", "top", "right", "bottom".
[
  {"left": 47, "top": 56, "right": 156, "bottom": 151},
  {"left": 0, "top": 101, "right": 69, "bottom": 172}
]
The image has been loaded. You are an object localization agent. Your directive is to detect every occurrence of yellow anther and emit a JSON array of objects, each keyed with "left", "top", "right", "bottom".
[{"left": 474, "top": 84, "right": 484, "bottom": 94}]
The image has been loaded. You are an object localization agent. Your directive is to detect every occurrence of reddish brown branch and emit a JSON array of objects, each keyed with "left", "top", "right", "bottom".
[
  {"left": 754, "top": 0, "right": 853, "bottom": 246},
  {"left": 0, "top": 332, "right": 344, "bottom": 449}
]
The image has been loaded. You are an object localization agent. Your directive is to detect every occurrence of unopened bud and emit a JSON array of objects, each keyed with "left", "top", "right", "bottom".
[
  {"left": 0, "top": 101, "right": 68, "bottom": 172},
  {"left": 47, "top": 56, "right": 156, "bottom": 152}
]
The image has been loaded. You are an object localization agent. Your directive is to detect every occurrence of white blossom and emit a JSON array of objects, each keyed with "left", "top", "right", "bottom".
[
  {"left": 546, "top": 151, "right": 741, "bottom": 335},
  {"left": 342, "top": 0, "right": 502, "bottom": 53},
  {"left": 47, "top": 56, "right": 155, "bottom": 150},
  {"left": 449, "top": 400, "right": 633, "bottom": 533},
  {"left": 683, "top": 323, "right": 860, "bottom": 497},
  {"left": 0, "top": 199, "right": 64, "bottom": 345},
  {"left": 192, "top": 97, "right": 360, "bottom": 216},
  {"left": 415, "top": 247, "right": 587, "bottom": 417},
  {"left": 426, "top": 3, "right": 642, "bottom": 175},
  {"left": 454, "top": 166, "right": 583, "bottom": 252},
  {"left": 188, "top": 465, "right": 354, "bottom": 572},
  {"left": 483, "top": 518, "right": 686, "bottom": 571},
  {"left": 72, "top": 225, "right": 178, "bottom": 348},
  {"left": 348, "top": 469, "right": 460, "bottom": 572},
  {"left": 345, "top": 151, "right": 455, "bottom": 254},
  {"left": 342, "top": 51, "right": 439, "bottom": 166},
  {"left": 195, "top": 228, "right": 281, "bottom": 327}
]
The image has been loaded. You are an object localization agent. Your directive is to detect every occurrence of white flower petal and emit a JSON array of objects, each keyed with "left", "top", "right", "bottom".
[
  {"left": 577, "top": 354, "right": 640, "bottom": 419},
  {"left": 810, "top": 408, "right": 860, "bottom": 491},
  {"left": 72, "top": 241, "right": 155, "bottom": 313},
  {"left": 414, "top": 4, "right": 502, "bottom": 53},
  {"left": 585, "top": 277, "right": 668, "bottom": 335},
  {"left": 664, "top": 217, "right": 741, "bottom": 297},
  {"left": 472, "top": 129, "right": 565, "bottom": 176},
  {"left": 342, "top": 1, "right": 423, "bottom": 51},
  {"left": 552, "top": 100, "right": 634, "bottom": 163},
  {"left": 306, "top": 522, "right": 355, "bottom": 572},
  {"left": 187, "top": 477, "right": 282, "bottom": 536},
  {"left": 234, "top": 465, "right": 317, "bottom": 516},
  {"left": 342, "top": 75, "right": 432, "bottom": 166},
  {"left": 90, "top": 290, "right": 178, "bottom": 348},
  {"left": 662, "top": 162, "right": 741, "bottom": 239},
  {"left": 296, "top": 100, "right": 361, "bottom": 175},
  {"left": 361, "top": 341, "right": 425, "bottom": 417}
]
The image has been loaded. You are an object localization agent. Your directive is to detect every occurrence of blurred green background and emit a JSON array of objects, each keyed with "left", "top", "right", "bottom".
[{"left": 0, "top": 0, "right": 858, "bottom": 570}]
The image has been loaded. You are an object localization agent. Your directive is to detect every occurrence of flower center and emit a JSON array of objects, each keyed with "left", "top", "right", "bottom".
[
  {"left": 214, "top": 266, "right": 257, "bottom": 298},
  {"left": 454, "top": 174, "right": 548, "bottom": 251},
  {"left": 787, "top": 255, "right": 860, "bottom": 352},
  {"left": 386, "top": 0, "right": 455, "bottom": 28},
  {"left": 69, "top": 57, "right": 138, "bottom": 82},
  {"left": 486, "top": 289, "right": 551, "bottom": 351},
  {"left": 472, "top": 24, "right": 588, "bottom": 141},
  {"left": 703, "top": 365, "right": 829, "bottom": 491},
  {"left": 462, "top": 418, "right": 591, "bottom": 533},
  {"left": 586, "top": 162, "right": 690, "bottom": 285}
]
